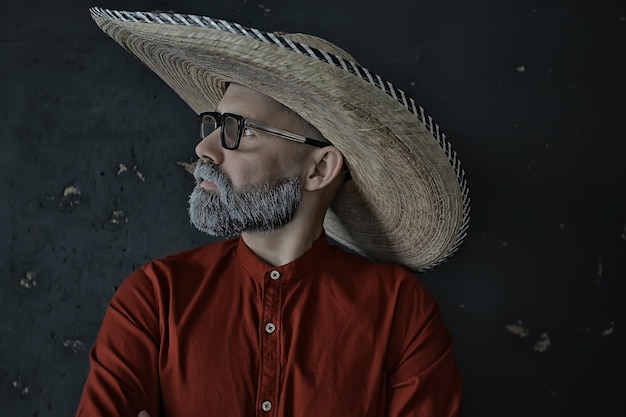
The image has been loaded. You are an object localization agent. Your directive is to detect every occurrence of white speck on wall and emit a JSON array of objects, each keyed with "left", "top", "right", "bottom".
[
  {"left": 533, "top": 332, "right": 551, "bottom": 353},
  {"left": 505, "top": 321, "right": 529, "bottom": 338},
  {"left": 11, "top": 379, "right": 28, "bottom": 396},
  {"left": 602, "top": 321, "right": 615, "bottom": 337},
  {"left": 117, "top": 163, "right": 128, "bottom": 175},
  {"left": 133, "top": 165, "right": 146, "bottom": 182},
  {"left": 62, "top": 186, "right": 81, "bottom": 197},
  {"left": 19, "top": 271, "right": 37, "bottom": 289},
  {"left": 60, "top": 185, "right": 82, "bottom": 207},
  {"left": 63, "top": 339, "right": 85, "bottom": 353},
  {"left": 109, "top": 210, "right": 128, "bottom": 224},
  {"left": 516, "top": 65, "right": 525, "bottom": 73}
]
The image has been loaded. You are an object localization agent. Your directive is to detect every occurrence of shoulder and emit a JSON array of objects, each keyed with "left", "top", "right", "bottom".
[
  {"left": 142, "top": 237, "right": 238, "bottom": 278},
  {"left": 324, "top": 243, "right": 432, "bottom": 308},
  {"left": 329, "top": 243, "right": 422, "bottom": 289},
  {"left": 110, "top": 238, "right": 240, "bottom": 316},
  {"left": 115, "top": 238, "right": 238, "bottom": 297}
]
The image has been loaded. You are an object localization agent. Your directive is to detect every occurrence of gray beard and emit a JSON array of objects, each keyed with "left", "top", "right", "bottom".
[{"left": 188, "top": 161, "right": 302, "bottom": 237}]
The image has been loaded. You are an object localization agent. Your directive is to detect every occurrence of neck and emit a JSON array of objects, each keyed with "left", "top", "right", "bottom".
[{"left": 241, "top": 204, "right": 325, "bottom": 266}]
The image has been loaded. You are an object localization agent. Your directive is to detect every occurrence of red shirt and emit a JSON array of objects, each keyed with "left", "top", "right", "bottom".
[{"left": 76, "top": 233, "right": 462, "bottom": 416}]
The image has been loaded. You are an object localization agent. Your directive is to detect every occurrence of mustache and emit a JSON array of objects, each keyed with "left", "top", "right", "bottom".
[{"left": 193, "top": 160, "right": 230, "bottom": 189}]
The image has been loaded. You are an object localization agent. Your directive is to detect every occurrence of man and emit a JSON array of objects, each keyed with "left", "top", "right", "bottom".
[{"left": 78, "top": 8, "right": 470, "bottom": 417}]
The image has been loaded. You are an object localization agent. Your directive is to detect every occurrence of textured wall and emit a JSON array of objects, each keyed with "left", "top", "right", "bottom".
[{"left": 1, "top": 0, "right": 624, "bottom": 416}]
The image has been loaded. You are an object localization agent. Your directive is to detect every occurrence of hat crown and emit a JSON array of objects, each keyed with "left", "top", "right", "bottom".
[{"left": 277, "top": 32, "right": 358, "bottom": 63}]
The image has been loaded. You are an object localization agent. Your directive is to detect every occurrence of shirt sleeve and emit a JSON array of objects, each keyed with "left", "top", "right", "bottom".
[
  {"left": 75, "top": 268, "right": 162, "bottom": 417},
  {"left": 386, "top": 276, "right": 463, "bottom": 417}
]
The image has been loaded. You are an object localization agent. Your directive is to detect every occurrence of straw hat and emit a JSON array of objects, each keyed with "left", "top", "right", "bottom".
[{"left": 90, "top": 8, "right": 470, "bottom": 272}]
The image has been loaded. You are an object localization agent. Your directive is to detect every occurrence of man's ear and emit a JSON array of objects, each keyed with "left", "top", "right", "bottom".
[{"left": 303, "top": 146, "right": 344, "bottom": 192}]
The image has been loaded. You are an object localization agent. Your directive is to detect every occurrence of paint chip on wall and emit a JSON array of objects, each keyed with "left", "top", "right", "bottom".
[
  {"left": 177, "top": 161, "right": 197, "bottom": 176},
  {"left": 505, "top": 321, "right": 529, "bottom": 338},
  {"left": 63, "top": 339, "right": 85, "bottom": 353},
  {"left": 117, "top": 163, "right": 128, "bottom": 175},
  {"left": 258, "top": 4, "right": 271, "bottom": 14},
  {"left": 133, "top": 165, "right": 146, "bottom": 182},
  {"left": 117, "top": 163, "right": 146, "bottom": 181},
  {"left": 60, "top": 185, "right": 82, "bottom": 207},
  {"left": 19, "top": 271, "right": 37, "bottom": 289},
  {"left": 109, "top": 210, "right": 128, "bottom": 224},
  {"left": 11, "top": 379, "right": 29, "bottom": 396},
  {"left": 62, "top": 186, "right": 81, "bottom": 197},
  {"left": 533, "top": 332, "right": 551, "bottom": 353}
]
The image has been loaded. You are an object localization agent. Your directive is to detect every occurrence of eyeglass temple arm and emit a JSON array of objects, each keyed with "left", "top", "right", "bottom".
[{"left": 245, "top": 120, "right": 330, "bottom": 148}]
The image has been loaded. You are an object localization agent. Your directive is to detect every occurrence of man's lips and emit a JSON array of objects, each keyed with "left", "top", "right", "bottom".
[{"left": 199, "top": 178, "right": 218, "bottom": 191}]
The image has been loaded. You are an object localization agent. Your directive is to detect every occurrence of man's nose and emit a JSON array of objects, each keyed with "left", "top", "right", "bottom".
[{"left": 195, "top": 129, "right": 224, "bottom": 164}]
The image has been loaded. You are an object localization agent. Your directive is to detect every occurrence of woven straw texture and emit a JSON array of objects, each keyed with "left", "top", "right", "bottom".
[{"left": 91, "top": 9, "right": 470, "bottom": 271}]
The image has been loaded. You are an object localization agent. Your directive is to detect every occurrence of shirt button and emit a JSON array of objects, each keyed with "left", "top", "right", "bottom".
[
  {"left": 270, "top": 270, "right": 280, "bottom": 280},
  {"left": 265, "top": 322, "right": 276, "bottom": 334},
  {"left": 261, "top": 400, "right": 272, "bottom": 412}
]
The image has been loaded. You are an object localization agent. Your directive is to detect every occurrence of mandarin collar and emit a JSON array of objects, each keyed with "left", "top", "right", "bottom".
[{"left": 235, "top": 232, "right": 333, "bottom": 284}]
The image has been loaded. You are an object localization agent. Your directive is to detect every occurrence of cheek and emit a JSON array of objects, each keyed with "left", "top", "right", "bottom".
[
  {"left": 254, "top": 159, "right": 284, "bottom": 182},
  {"left": 224, "top": 148, "right": 300, "bottom": 188},
  {"left": 265, "top": 151, "right": 302, "bottom": 179},
  {"left": 221, "top": 158, "right": 272, "bottom": 189}
]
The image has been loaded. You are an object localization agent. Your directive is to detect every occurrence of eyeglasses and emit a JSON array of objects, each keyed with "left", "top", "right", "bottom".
[{"left": 198, "top": 112, "right": 330, "bottom": 150}]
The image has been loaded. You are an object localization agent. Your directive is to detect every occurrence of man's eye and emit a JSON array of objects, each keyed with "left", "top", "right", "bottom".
[{"left": 242, "top": 128, "right": 255, "bottom": 137}]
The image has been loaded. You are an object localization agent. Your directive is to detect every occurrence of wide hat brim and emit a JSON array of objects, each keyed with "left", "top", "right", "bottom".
[{"left": 91, "top": 8, "right": 470, "bottom": 272}]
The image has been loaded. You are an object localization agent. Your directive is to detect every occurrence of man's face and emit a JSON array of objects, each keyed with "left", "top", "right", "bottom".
[{"left": 188, "top": 84, "right": 311, "bottom": 236}]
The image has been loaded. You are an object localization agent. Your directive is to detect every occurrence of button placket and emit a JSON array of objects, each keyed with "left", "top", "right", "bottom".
[{"left": 257, "top": 278, "right": 282, "bottom": 416}]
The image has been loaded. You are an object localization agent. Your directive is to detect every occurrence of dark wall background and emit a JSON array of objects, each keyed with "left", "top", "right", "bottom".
[{"left": 1, "top": 0, "right": 624, "bottom": 415}]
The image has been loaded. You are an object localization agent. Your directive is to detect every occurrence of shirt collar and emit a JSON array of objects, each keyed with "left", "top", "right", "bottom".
[{"left": 235, "top": 231, "right": 334, "bottom": 284}]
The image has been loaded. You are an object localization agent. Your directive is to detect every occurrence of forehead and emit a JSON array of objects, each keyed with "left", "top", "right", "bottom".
[{"left": 216, "top": 83, "right": 289, "bottom": 123}]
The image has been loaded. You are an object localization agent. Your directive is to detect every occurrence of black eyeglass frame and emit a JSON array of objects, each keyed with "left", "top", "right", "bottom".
[{"left": 198, "top": 111, "right": 330, "bottom": 150}]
